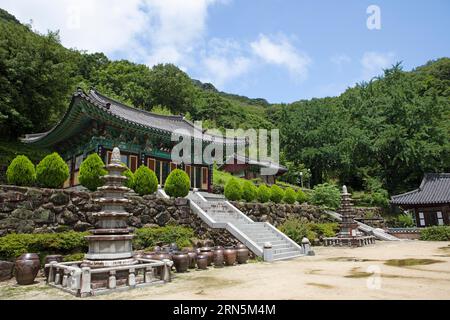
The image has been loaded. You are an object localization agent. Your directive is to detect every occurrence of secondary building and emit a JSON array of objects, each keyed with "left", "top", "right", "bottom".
[
  {"left": 21, "top": 89, "right": 246, "bottom": 191},
  {"left": 390, "top": 173, "right": 450, "bottom": 227}
]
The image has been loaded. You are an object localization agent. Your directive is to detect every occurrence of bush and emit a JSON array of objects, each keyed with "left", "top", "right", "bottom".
[
  {"left": 420, "top": 226, "right": 450, "bottom": 241},
  {"left": 283, "top": 187, "right": 297, "bottom": 204},
  {"left": 6, "top": 155, "right": 36, "bottom": 186},
  {"left": 257, "top": 184, "right": 271, "bottom": 203},
  {"left": 278, "top": 218, "right": 339, "bottom": 245},
  {"left": 133, "top": 165, "right": 158, "bottom": 196},
  {"left": 122, "top": 165, "right": 134, "bottom": 189},
  {"left": 78, "top": 153, "right": 107, "bottom": 191},
  {"left": 278, "top": 218, "right": 315, "bottom": 244},
  {"left": 0, "top": 231, "right": 88, "bottom": 261},
  {"left": 297, "top": 189, "right": 309, "bottom": 204},
  {"left": 164, "top": 169, "right": 190, "bottom": 198},
  {"left": 36, "top": 153, "right": 69, "bottom": 188},
  {"left": 311, "top": 183, "right": 341, "bottom": 209},
  {"left": 224, "top": 178, "right": 242, "bottom": 201},
  {"left": 387, "top": 214, "right": 415, "bottom": 228},
  {"left": 133, "top": 226, "right": 195, "bottom": 250},
  {"left": 241, "top": 180, "right": 257, "bottom": 202},
  {"left": 270, "top": 184, "right": 284, "bottom": 203}
]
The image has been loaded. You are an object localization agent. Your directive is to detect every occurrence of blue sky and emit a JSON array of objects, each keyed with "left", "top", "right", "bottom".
[{"left": 1, "top": 0, "right": 449, "bottom": 103}]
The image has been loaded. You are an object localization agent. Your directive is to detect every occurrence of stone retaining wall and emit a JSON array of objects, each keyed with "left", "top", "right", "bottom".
[{"left": 0, "top": 185, "right": 333, "bottom": 245}]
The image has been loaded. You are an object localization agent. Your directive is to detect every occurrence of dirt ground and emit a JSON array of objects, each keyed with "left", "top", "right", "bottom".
[{"left": 1, "top": 241, "right": 449, "bottom": 300}]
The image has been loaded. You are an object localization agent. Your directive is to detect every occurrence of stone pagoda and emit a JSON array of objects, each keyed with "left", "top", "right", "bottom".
[
  {"left": 324, "top": 186, "right": 375, "bottom": 247},
  {"left": 81, "top": 147, "right": 137, "bottom": 285},
  {"left": 45, "top": 147, "right": 172, "bottom": 297}
]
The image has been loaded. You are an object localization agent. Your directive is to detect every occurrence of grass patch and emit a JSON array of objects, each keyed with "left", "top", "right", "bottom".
[{"left": 384, "top": 259, "right": 444, "bottom": 267}]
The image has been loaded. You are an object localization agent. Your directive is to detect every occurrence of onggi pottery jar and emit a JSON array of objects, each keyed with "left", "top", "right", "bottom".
[
  {"left": 223, "top": 246, "right": 237, "bottom": 266},
  {"left": 172, "top": 252, "right": 189, "bottom": 273},
  {"left": 200, "top": 247, "right": 213, "bottom": 266},
  {"left": 44, "top": 255, "right": 63, "bottom": 279},
  {"left": 186, "top": 251, "right": 197, "bottom": 269},
  {"left": 196, "top": 254, "right": 208, "bottom": 270},
  {"left": 142, "top": 252, "right": 157, "bottom": 260},
  {"left": 213, "top": 247, "right": 224, "bottom": 268},
  {"left": 15, "top": 253, "right": 40, "bottom": 285},
  {"left": 236, "top": 244, "right": 249, "bottom": 264}
]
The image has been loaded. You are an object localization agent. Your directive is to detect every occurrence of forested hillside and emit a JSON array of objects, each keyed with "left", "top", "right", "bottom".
[{"left": 0, "top": 8, "right": 449, "bottom": 195}]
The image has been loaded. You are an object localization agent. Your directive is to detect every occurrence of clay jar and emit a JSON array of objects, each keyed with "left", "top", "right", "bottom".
[
  {"left": 142, "top": 252, "right": 157, "bottom": 260},
  {"left": 172, "top": 252, "right": 189, "bottom": 273},
  {"left": 196, "top": 254, "right": 208, "bottom": 270},
  {"left": 236, "top": 244, "right": 249, "bottom": 264},
  {"left": 15, "top": 253, "right": 40, "bottom": 285},
  {"left": 154, "top": 252, "right": 172, "bottom": 261},
  {"left": 223, "top": 246, "right": 237, "bottom": 266},
  {"left": 213, "top": 246, "right": 224, "bottom": 268},
  {"left": 44, "top": 255, "right": 63, "bottom": 279},
  {"left": 186, "top": 251, "right": 197, "bottom": 269},
  {"left": 200, "top": 247, "right": 213, "bottom": 266}
]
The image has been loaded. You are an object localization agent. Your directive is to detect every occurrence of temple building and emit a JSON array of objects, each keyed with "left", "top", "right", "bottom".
[
  {"left": 219, "top": 153, "right": 287, "bottom": 185},
  {"left": 391, "top": 173, "right": 450, "bottom": 227},
  {"left": 21, "top": 89, "right": 246, "bottom": 191}
]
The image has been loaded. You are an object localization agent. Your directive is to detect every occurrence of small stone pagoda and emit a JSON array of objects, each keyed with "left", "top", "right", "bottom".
[
  {"left": 324, "top": 186, "right": 375, "bottom": 247},
  {"left": 45, "top": 147, "right": 172, "bottom": 297}
]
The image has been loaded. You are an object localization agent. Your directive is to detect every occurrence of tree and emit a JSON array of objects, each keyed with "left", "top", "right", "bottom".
[
  {"left": 6, "top": 155, "right": 35, "bottom": 186},
  {"left": 241, "top": 180, "right": 257, "bottom": 202},
  {"left": 148, "top": 64, "right": 195, "bottom": 114},
  {"left": 224, "top": 178, "right": 242, "bottom": 201},
  {"left": 164, "top": 169, "right": 190, "bottom": 198},
  {"left": 133, "top": 165, "right": 158, "bottom": 196}
]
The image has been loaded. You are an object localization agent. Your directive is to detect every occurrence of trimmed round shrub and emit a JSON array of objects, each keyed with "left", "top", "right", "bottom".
[
  {"left": 36, "top": 153, "right": 69, "bottom": 188},
  {"left": 133, "top": 165, "right": 158, "bottom": 196},
  {"left": 257, "top": 184, "right": 271, "bottom": 203},
  {"left": 78, "top": 153, "right": 107, "bottom": 191},
  {"left": 297, "top": 189, "right": 308, "bottom": 204},
  {"left": 224, "top": 178, "right": 243, "bottom": 201},
  {"left": 6, "top": 155, "right": 36, "bottom": 186},
  {"left": 122, "top": 165, "right": 134, "bottom": 189},
  {"left": 311, "top": 183, "right": 341, "bottom": 210},
  {"left": 270, "top": 184, "right": 284, "bottom": 203},
  {"left": 164, "top": 169, "right": 190, "bottom": 198},
  {"left": 241, "top": 180, "right": 257, "bottom": 202},
  {"left": 283, "top": 187, "right": 297, "bottom": 204}
]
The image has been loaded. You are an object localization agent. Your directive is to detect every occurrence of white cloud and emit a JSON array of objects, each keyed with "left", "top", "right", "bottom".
[
  {"left": 330, "top": 54, "right": 351, "bottom": 71},
  {"left": 250, "top": 34, "right": 311, "bottom": 80},
  {"left": 199, "top": 38, "right": 252, "bottom": 87},
  {"left": 0, "top": 0, "right": 221, "bottom": 68},
  {"left": 361, "top": 51, "right": 395, "bottom": 80}
]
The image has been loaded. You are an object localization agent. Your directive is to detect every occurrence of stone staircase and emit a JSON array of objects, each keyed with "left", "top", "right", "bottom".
[{"left": 187, "top": 191, "right": 305, "bottom": 261}]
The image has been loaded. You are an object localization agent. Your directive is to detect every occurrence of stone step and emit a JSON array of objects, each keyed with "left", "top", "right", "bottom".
[
  {"left": 272, "top": 251, "right": 303, "bottom": 260},
  {"left": 255, "top": 240, "right": 287, "bottom": 246},
  {"left": 273, "top": 247, "right": 297, "bottom": 254}
]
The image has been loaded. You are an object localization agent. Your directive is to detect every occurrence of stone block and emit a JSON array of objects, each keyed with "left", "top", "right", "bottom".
[
  {"left": 0, "top": 261, "right": 14, "bottom": 282},
  {"left": 32, "top": 207, "right": 55, "bottom": 224},
  {"left": 50, "top": 192, "right": 69, "bottom": 206}
]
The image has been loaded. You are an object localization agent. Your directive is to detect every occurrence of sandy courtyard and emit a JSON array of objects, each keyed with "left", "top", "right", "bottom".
[{"left": 1, "top": 241, "right": 449, "bottom": 300}]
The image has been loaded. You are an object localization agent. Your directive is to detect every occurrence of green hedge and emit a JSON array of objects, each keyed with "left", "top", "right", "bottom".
[
  {"left": 270, "top": 184, "right": 284, "bottom": 203},
  {"left": 241, "top": 180, "right": 257, "bottom": 202},
  {"left": 36, "top": 153, "right": 69, "bottom": 188},
  {"left": 224, "top": 178, "right": 242, "bottom": 201},
  {"left": 0, "top": 231, "right": 88, "bottom": 261},
  {"left": 297, "top": 189, "right": 308, "bottom": 204},
  {"left": 283, "top": 187, "right": 297, "bottom": 204},
  {"left": 420, "top": 226, "right": 450, "bottom": 241},
  {"left": 164, "top": 169, "right": 190, "bottom": 198},
  {"left": 6, "top": 155, "right": 36, "bottom": 186},
  {"left": 134, "top": 226, "right": 194, "bottom": 250},
  {"left": 257, "top": 184, "right": 271, "bottom": 203},
  {"left": 133, "top": 165, "right": 158, "bottom": 196},
  {"left": 79, "top": 153, "right": 107, "bottom": 191}
]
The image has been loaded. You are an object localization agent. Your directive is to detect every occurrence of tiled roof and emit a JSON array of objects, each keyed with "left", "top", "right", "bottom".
[
  {"left": 390, "top": 173, "right": 450, "bottom": 205},
  {"left": 22, "top": 89, "right": 246, "bottom": 146}
]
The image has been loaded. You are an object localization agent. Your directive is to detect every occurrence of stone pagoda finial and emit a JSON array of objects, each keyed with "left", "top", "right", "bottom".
[
  {"left": 342, "top": 185, "right": 348, "bottom": 194},
  {"left": 111, "top": 147, "right": 121, "bottom": 164}
]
